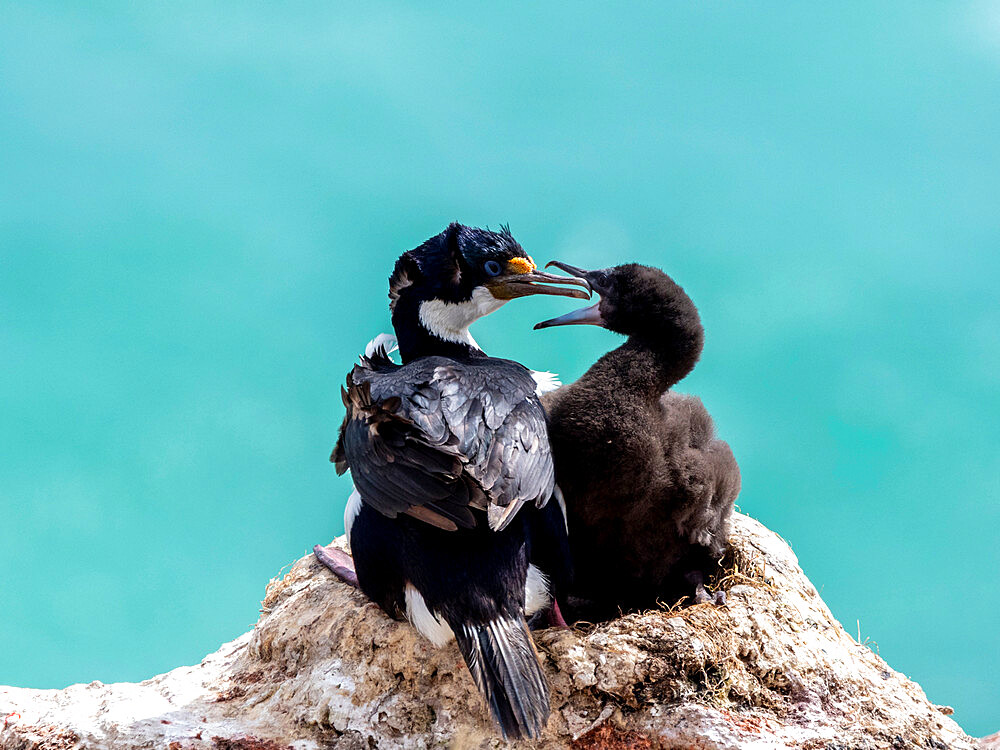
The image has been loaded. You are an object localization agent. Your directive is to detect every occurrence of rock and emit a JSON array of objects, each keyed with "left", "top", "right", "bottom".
[{"left": 0, "top": 514, "right": 977, "bottom": 749}]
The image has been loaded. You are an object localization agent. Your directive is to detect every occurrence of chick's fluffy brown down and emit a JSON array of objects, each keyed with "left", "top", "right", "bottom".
[{"left": 541, "top": 263, "right": 740, "bottom": 620}]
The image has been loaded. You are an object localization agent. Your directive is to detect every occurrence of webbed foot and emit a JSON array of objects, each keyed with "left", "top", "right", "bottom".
[
  {"left": 687, "top": 569, "right": 726, "bottom": 606},
  {"left": 527, "top": 599, "right": 571, "bottom": 630},
  {"left": 548, "top": 598, "right": 570, "bottom": 629},
  {"left": 313, "top": 544, "right": 359, "bottom": 588},
  {"left": 694, "top": 582, "right": 713, "bottom": 604},
  {"left": 693, "top": 584, "right": 726, "bottom": 606}
]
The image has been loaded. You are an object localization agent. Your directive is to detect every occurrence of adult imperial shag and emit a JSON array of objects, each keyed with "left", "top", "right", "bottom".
[{"left": 316, "top": 224, "right": 589, "bottom": 739}]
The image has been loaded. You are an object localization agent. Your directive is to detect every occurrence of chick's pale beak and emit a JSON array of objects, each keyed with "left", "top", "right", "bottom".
[
  {"left": 533, "top": 260, "right": 606, "bottom": 329},
  {"left": 486, "top": 270, "right": 591, "bottom": 301}
]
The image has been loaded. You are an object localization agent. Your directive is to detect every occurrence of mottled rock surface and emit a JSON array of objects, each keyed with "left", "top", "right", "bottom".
[{"left": 0, "top": 514, "right": 977, "bottom": 749}]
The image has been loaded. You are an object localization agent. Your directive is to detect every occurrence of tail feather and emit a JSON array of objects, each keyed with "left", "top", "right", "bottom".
[{"left": 452, "top": 615, "right": 550, "bottom": 740}]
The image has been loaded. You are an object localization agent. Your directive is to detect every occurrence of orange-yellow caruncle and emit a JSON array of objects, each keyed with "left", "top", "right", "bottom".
[{"left": 506, "top": 256, "right": 537, "bottom": 274}]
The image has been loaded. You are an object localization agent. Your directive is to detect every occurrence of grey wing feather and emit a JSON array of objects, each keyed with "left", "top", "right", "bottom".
[{"left": 335, "top": 355, "right": 554, "bottom": 533}]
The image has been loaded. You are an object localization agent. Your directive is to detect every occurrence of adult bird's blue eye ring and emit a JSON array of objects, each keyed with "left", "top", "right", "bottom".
[{"left": 483, "top": 260, "right": 502, "bottom": 277}]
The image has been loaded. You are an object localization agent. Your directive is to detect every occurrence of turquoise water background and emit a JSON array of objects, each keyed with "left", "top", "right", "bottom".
[{"left": 2, "top": 2, "right": 998, "bottom": 735}]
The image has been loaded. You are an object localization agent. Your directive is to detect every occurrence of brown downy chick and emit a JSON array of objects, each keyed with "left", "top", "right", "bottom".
[{"left": 536, "top": 262, "right": 740, "bottom": 619}]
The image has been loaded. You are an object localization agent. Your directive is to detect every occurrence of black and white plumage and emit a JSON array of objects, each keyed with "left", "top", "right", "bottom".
[
  {"left": 322, "top": 224, "right": 588, "bottom": 739},
  {"left": 334, "top": 350, "right": 554, "bottom": 533},
  {"left": 338, "top": 341, "right": 572, "bottom": 624},
  {"left": 535, "top": 262, "right": 741, "bottom": 619}
]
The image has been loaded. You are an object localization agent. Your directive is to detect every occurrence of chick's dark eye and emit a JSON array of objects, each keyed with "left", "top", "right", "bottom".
[
  {"left": 483, "top": 260, "right": 502, "bottom": 277},
  {"left": 587, "top": 270, "right": 612, "bottom": 294}
]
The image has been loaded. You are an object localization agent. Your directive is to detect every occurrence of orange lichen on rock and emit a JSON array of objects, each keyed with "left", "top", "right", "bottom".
[{"left": 571, "top": 723, "right": 654, "bottom": 750}]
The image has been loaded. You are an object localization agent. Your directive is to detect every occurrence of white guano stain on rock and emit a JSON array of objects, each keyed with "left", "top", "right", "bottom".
[{"left": 0, "top": 515, "right": 980, "bottom": 749}]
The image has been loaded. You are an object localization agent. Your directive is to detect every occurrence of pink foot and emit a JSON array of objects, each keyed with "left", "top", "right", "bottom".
[
  {"left": 548, "top": 598, "right": 570, "bottom": 629},
  {"left": 694, "top": 583, "right": 726, "bottom": 606},
  {"left": 313, "top": 544, "right": 359, "bottom": 588}
]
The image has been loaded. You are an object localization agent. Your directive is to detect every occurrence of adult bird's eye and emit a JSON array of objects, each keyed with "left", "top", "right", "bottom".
[{"left": 483, "top": 260, "right": 502, "bottom": 277}]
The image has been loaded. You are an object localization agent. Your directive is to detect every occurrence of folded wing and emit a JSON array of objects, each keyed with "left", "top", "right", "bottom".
[{"left": 332, "top": 351, "right": 555, "bottom": 532}]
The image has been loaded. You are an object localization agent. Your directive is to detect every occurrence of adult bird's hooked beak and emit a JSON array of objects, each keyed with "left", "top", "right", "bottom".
[
  {"left": 533, "top": 261, "right": 606, "bottom": 329},
  {"left": 486, "top": 257, "right": 592, "bottom": 301}
]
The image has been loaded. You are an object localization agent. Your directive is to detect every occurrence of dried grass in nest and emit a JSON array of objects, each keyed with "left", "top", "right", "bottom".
[
  {"left": 715, "top": 535, "right": 776, "bottom": 591},
  {"left": 645, "top": 536, "right": 776, "bottom": 626},
  {"left": 260, "top": 565, "right": 294, "bottom": 615}
]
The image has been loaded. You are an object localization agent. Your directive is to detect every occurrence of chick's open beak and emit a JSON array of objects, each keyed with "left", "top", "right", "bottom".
[
  {"left": 545, "top": 260, "right": 589, "bottom": 278},
  {"left": 486, "top": 269, "right": 591, "bottom": 301},
  {"left": 533, "top": 261, "right": 606, "bottom": 329}
]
